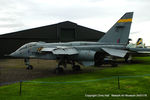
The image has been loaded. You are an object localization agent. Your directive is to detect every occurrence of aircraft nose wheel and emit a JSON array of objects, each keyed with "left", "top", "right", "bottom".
[
  {"left": 26, "top": 65, "right": 33, "bottom": 70},
  {"left": 55, "top": 67, "right": 64, "bottom": 74},
  {"left": 72, "top": 65, "right": 81, "bottom": 71}
]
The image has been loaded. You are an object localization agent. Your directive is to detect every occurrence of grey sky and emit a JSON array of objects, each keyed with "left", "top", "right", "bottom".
[{"left": 0, "top": 0, "right": 150, "bottom": 45}]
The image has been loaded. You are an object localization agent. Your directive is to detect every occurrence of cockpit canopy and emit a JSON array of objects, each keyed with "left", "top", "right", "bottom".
[{"left": 17, "top": 42, "right": 37, "bottom": 51}]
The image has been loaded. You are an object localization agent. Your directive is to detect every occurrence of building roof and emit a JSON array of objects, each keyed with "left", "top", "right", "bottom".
[{"left": 0, "top": 21, "right": 104, "bottom": 42}]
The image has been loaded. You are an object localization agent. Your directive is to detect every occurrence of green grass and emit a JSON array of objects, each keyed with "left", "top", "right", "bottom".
[{"left": 1, "top": 57, "right": 150, "bottom": 100}]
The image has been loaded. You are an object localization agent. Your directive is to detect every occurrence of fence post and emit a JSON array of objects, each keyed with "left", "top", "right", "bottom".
[
  {"left": 19, "top": 80, "right": 22, "bottom": 96},
  {"left": 118, "top": 76, "right": 120, "bottom": 89}
]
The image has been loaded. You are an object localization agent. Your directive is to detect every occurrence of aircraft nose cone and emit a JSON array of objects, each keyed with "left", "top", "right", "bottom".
[{"left": 10, "top": 52, "right": 17, "bottom": 57}]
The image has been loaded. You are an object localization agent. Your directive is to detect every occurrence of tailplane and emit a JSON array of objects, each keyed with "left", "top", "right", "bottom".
[{"left": 98, "top": 12, "right": 133, "bottom": 45}]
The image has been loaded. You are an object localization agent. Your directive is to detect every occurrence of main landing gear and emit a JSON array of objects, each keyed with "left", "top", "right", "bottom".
[
  {"left": 94, "top": 52, "right": 118, "bottom": 67},
  {"left": 55, "top": 60, "right": 81, "bottom": 74},
  {"left": 24, "top": 58, "right": 81, "bottom": 74},
  {"left": 55, "top": 61, "right": 64, "bottom": 74},
  {"left": 124, "top": 54, "right": 132, "bottom": 63},
  {"left": 72, "top": 61, "right": 81, "bottom": 71},
  {"left": 24, "top": 59, "right": 33, "bottom": 70}
]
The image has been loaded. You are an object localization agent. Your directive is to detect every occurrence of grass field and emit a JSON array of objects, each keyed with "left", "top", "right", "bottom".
[{"left": 0, "top": 57, "right": 150, "bottom": 100}]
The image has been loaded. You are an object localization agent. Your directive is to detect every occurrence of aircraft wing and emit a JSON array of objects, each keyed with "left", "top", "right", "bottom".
[
  {"left": 128, "top": 48, "right": 150, "bottom": 54},
  {"left": 102, "top": 48, "right": 128, "bottom": 57},
  {"left": 41, "top": 46, "right": 79, "bottom": 55},
  {"left": 137, "top": 51, "right": 150, "bottom": 53}
]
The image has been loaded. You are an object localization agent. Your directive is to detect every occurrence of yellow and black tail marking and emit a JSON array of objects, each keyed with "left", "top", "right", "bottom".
[
  {"left": 117, "top": 18, "right": 132, "bottom": 23},
  {"left": 136, "top": 38, "right": 143, "bottom": 45}
]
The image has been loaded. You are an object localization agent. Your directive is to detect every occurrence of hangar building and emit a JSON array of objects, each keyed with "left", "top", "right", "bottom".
[{"left": 0, "top": 21, "right": 104, "bottom": 58}]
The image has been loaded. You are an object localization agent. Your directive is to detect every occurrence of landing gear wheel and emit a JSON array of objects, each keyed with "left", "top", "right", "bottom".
[
  {"left": 55, "top": 67, "right": 64, "bottom": 74},
  {"left": 72, "top": 65, "right": 81, "bottom": 71},
  {"left": 125, "top": 59, "right": 132, "bottom": 63},
  {"left": 124, "top": 54, "right": 132, "bottom": 63},
  {"left": 26, "top": 65, "right": 33, "bottom": 70},
  {"left": 94, "top": 52, "right": 106, "bottom": 67}
]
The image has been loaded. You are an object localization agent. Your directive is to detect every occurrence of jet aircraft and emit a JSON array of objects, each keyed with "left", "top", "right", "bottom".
[
  {"left": 10, "top": 12, "right": 134, "bottom": 73},
  {"left": 125, "top": 38, "right": 150, "bottom": 62},
  {"left": 127, "top": 38, "right": 145, "bottom": 48}
]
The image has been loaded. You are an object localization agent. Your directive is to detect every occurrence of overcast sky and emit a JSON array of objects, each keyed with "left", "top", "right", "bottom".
[{"left": 0, "top": 0, "right": 150, "bottom": 45}]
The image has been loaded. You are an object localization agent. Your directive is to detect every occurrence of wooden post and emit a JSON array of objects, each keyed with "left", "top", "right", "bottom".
[
  {"left": 118, "top": 76, "right": 120, "bottom": 89},
  {"left": 19, "top": 81, "right": 22, "bottom": 96}
]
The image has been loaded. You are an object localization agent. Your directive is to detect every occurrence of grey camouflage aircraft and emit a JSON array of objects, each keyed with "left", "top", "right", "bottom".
[
  {"left": 125, "top": 38, "right": 149, "bottom": 62},
  {"left": 10, "top": 12, "right": 135, "bottom": 73}
]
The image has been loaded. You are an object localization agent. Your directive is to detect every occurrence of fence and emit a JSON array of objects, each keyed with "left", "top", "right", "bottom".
[{"left": 1, "top": 74, "right": 150, "bottom": 96}]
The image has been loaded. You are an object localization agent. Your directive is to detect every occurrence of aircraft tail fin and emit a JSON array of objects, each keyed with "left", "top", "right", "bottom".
[
  {"left": 136, "top": 38, "right": 145, "bottom": 48},
  {"left": 136, "top": 38, "right": 143, "bottom": 45},
  {"left": 98, "top": 12, "right": 133, "bottom": 45}
]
